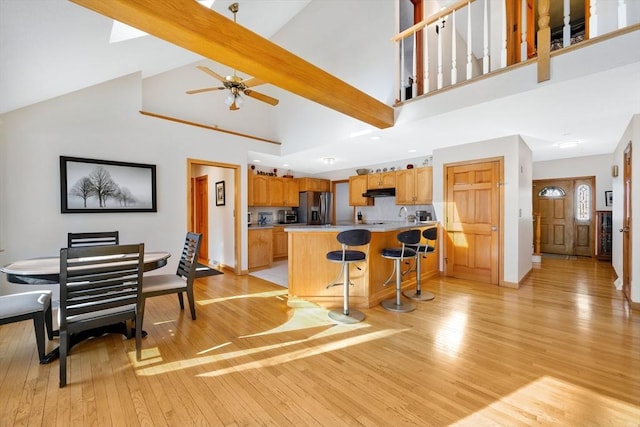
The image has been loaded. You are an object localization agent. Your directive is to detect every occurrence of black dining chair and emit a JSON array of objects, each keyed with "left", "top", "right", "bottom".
[
  {"left": 67, "top": 231, "right": 119, "bottom": 248},
  {"left": 140, "top": 232, "right": 202, "bottom": 321},
  {"left": 58, "top": 243, "right": 144, "bottom": 387},
  {"left": 0, "top": 290, "right": 54, "bottom": 363}
]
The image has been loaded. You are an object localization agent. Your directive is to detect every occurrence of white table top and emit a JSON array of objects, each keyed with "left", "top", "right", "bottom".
[{"left": 1, "top": 251, "right": 171, "bottom": 282}]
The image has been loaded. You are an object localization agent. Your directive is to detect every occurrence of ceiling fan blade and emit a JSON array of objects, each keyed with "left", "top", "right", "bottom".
[
  {"left": 243, "top": 89, "right": 279, "bottom": 106},
  {"left": 186, "top": 87, "right": 226, "bottom": 94},
  {"left": 196, "top": 65, "right": 226, "bottom": 82},
  {"left": 242, "top": 77, "right": 266, "bottom": 88}
]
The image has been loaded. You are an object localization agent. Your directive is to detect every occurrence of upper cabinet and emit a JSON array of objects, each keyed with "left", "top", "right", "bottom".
[
  {"left": 349, "top": 175, "right": 374, "bottom": 206},
  {"left": 249, "top": 173, "right": 300, "bottom": 207},
  {"left": 298, "top": 177, "right": 330, "bottom": 192},
  {"left": 248, "top": 173, "right": 270, "bottom": 206},
  {"left": 367, "top": 171, "right": 396, "bottom": 189},
  {"left": 395, "top": 167, "right": 432, "bottom": 205}
]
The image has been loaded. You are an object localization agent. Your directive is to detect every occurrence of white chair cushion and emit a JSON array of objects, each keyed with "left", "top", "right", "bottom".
[
  {"left": 142, "top": 274, "right": 187, "bottom": 293},
  {"left": 0, "top": 290, "right": 51, "bottom": 318}
]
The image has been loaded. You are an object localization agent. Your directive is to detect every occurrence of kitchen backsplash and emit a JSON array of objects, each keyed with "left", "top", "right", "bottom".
[{"left": 355, "top": 197, "right": 436, "bottom": 223}]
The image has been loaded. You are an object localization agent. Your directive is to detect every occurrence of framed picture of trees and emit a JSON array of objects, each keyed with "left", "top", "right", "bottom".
[{"left": 60, "top": 156, "right": 157, "bottom": 213}]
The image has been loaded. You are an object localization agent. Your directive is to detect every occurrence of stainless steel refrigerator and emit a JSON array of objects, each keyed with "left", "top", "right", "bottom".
[{"left": 298, "top": 191, "right": 332, "bottom": 225}]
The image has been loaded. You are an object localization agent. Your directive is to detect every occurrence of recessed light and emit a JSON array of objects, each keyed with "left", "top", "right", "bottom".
[
  {"left": 253, "top": 159, "right": 261, "bottom": 163},
  {"left": 283, "top": 163, "right": 289, "bottom": 167},
  {"left": 556, "top": 141, "right": 580, "bottom": 148},
  {"left": 408, "top": 149, "right": 417, "bottom": 153},
  {"left": 322, "top": 157, "right": 335, "bottom": 165}
]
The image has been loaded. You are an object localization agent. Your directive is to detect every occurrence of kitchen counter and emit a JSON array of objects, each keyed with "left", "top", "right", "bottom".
[
  {"left": 286, "top": 222, "right": 440, "bottom": 308},
  {"left": 285, "top": 221, "right": 438, "bottom": 233}
]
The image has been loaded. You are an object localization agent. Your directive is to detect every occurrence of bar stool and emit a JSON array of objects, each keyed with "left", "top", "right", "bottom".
[
  {"left": 326, "top": 229, "right": 371, "bottom": 323},
  {"left": 380, "top": 229, "right": 420, "bottom": 313},
  {"left": 403, "top": 227, "right": 437, "bottom": 301}
]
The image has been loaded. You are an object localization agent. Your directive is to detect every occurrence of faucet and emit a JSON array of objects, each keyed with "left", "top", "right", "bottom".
[{"left": 398, "top": 206, "right": 408, "bottom": 222}]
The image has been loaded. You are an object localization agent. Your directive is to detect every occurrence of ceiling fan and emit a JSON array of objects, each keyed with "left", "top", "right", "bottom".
[{"left": 185, "top": 3, "right": 279, "bottom": 111}]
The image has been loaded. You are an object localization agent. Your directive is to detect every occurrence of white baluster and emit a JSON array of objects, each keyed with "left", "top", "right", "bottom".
[
  {"left": 563, "top": 0, "right": 571, "bottom": 48},
  {"left": 521, "top": 0, "right": 527, "bottom": 61},
  {"left": 451, "top": 10, "right": 457, "bottom": 85},
  {"left": 412, "top": 31, "right": 417, "bottom": 98},
  {"left": 618, "top": 0, "right": 627, "bottom": 29},
  {"left": 483, "top": 0, "right": 489, "bottom": 74},
  {"left": 424, "top": 23, "right": 430, "bottom": 93},
  {"left": 400, "top": 37, "right": 406, "bottom": 101},
  {"left": 467, "top": 2, "right": 473, "bottom": 79},
  {"left": 437, "top": 21, "right": 443, "bottom": 89},
  {"left": 590, "top": 0, "right": 598, "bottom": 37}
]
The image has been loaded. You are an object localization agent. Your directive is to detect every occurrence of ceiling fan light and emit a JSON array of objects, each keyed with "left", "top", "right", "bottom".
[
  {"left": 224, "top": 92, "right": 235, "bottom": 106},
  {"left": 235, "top": 93, "right": 244, "bottom": 107}
]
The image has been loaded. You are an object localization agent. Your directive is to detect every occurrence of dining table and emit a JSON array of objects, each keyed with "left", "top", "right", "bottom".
[{"left": 0, "top": 251, "right": 171, "bottom": 363}]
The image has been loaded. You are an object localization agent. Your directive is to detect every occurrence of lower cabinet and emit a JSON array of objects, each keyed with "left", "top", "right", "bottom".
[
  {"left": 248, "top": 228, "right": 273, "bottom": 270},
  {"left": 273, "top": 226, "right": 288, "bottom": 259}
]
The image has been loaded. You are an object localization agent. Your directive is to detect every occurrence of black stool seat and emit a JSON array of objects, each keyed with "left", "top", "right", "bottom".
[
  {"left": 382, "top": 247, "right": 417, "bottom": 259},
  {"left": 326, "top": 229, "right": 371, "bottom": 324},
  {"left": 327, "top": 250, "right": 367, "bottom": 262},
  {"left": 380, "top": 229, "right": 421, "bottom": 313}
]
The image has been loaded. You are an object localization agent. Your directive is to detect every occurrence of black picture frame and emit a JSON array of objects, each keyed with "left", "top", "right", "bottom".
[
  {"left": 605, "top": 190, "right": 613, "bottom": 207},
  {"left": 60, "top": 156, "right": 157, "bottom": 213},
  {"left": 216, "top": 181, "right": 225, "bottom": 206}
]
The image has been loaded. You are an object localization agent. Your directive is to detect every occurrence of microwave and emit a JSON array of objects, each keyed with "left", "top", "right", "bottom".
[{"left": 278, "top": 210, "right": 297, "bottom": 224}]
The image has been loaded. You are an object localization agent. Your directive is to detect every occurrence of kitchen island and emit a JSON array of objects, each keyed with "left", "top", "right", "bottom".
[{"left": 285, "top": 222, "right": 440, "bottom": 308}]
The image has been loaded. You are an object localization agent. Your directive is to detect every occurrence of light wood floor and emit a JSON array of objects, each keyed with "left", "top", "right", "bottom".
[{"left": 1, "top": 257, "right": 639, "bottom": 426}]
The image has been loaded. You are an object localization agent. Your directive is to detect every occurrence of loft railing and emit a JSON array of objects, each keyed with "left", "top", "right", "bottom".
[{"left": 392, "top": 0, "right": 639, "bottom": 104}]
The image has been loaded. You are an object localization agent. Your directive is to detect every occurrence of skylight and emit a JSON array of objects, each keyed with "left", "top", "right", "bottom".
[{"left": 109, "top": 1, "right": 215, "bottom": 43}]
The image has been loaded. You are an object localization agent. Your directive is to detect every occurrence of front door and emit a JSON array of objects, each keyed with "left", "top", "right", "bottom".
[
  {"left": 444, "top": 159, "right": 501, "bottom": 285},
  {"left": 533, "top": 177, "right": 594, "bottom": 256}
]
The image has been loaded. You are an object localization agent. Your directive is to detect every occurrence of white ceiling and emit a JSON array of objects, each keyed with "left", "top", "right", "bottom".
[{"left": 1, "top": 0, "right": 639, "bottom": 175}]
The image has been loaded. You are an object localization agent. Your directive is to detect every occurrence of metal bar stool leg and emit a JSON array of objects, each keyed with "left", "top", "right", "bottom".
[
  {"left": 403, "top": 252, "right": 435, "bottom": 301},
  {"left": 381, "top": 258, "right": 415, "bottom": 313},
  {"left": 329, "top": 262, "right": 365, "bottom": 323}
]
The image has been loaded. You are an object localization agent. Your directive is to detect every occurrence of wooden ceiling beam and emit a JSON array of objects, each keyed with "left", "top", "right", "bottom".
[{"left": 69, "top": 0, "right": 395, "bottom": 129}]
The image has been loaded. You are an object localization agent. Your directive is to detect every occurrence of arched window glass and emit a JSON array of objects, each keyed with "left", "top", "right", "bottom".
[
  {"left": 538, "top": 186, "right": 565, "bottom": 197},
  {"left": 576, "top": 184, "right": 590, "bottom": 221}
]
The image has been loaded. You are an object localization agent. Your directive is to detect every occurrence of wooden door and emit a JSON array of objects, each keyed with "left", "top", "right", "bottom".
[
  {"left": 622, "top": 143, "right": 632, "bottom": 302},
  {"left": 444, "top": 159, "right": 501, "bottom": 285},
  {"left": 533, "top": 177, "right": 595, "bottom": 256},
  {"left": 195, "top": 175, "right": 209, "bottom": 262},
  {"left": 533, "top": 179, "right": 574, "bottom": 255}
]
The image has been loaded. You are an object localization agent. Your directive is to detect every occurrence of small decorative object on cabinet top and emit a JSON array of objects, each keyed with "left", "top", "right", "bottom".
[{"left": 406, "top": 164, "right": 414, "bottom": 169}]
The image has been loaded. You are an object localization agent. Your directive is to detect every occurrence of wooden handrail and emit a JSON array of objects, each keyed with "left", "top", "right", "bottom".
[{"left": 391, "top": 0, "right": 476, "bottom": 42}]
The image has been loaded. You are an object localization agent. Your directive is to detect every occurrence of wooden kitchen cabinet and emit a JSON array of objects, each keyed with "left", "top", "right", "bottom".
[
  {"left": 396, "top": 167, "right": 432, "bottom": 205},
  {"left": 248, "top": 173, "right": 269, "bottom": 206},
  {"left": 273, "top": 226, "right": 288, "bottom": 259},
  {"left": 283, "top": 178, "right": 299, "bottom": 207},
  {"left": 349, "top": 175, "right": 374, "bottom": 206},
  {"left": 297, "top": 177, "right": 330, "bottom": 192},
  {"left": 248, "top": 227, "right": 273, "bottom": 270},
  {"left": 249, "top": 174, "right": 299, "bottom": 207},
  {"left": 367, "top": 171, "right": 396, "bottom": 189}
]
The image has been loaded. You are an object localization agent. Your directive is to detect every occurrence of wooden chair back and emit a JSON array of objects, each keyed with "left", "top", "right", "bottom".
[{"left": 67, "top": 231, "right": 119, "bottom": 248}]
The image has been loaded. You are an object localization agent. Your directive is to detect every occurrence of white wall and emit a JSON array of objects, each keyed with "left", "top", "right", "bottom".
[
  {"left": 612, "top": 114, "right": 639, "bottom": 303},
  {"left": 433, "top": 135, "right": 532, "bottom": 285},
  {"left": 0, "top": 73, "right": 258, "bottom": 296}
]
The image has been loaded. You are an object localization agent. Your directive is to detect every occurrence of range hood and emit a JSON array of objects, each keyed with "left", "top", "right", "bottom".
[{"left": 362, "top": 188, "right": 396, "bottom": 198}]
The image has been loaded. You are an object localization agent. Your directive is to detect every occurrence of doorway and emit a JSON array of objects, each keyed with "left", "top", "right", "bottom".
[
  {"left": 622, "top": 143, "right": 632, "bottom": 302},
  {"left": 532, "top": 177, "right": 595, "bottom": 257},
  {"left": 444, "top": 158, "right": 503, "bottom": 285},
  {"left": 187, "top": 159, "right": 241, "bottom": 274}
]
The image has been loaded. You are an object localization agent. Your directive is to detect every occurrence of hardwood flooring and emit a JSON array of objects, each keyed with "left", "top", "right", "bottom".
[{"left": 1, "top": 257, "right": 639, "bottom": 426}]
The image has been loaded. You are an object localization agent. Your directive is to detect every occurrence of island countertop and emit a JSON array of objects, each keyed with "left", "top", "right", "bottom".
[
  {"left": 284, "top": 221, "right": 438, "bottom": 233},
  {"left": 286, "top": 223, "right": 440, "bottom": 308}
]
